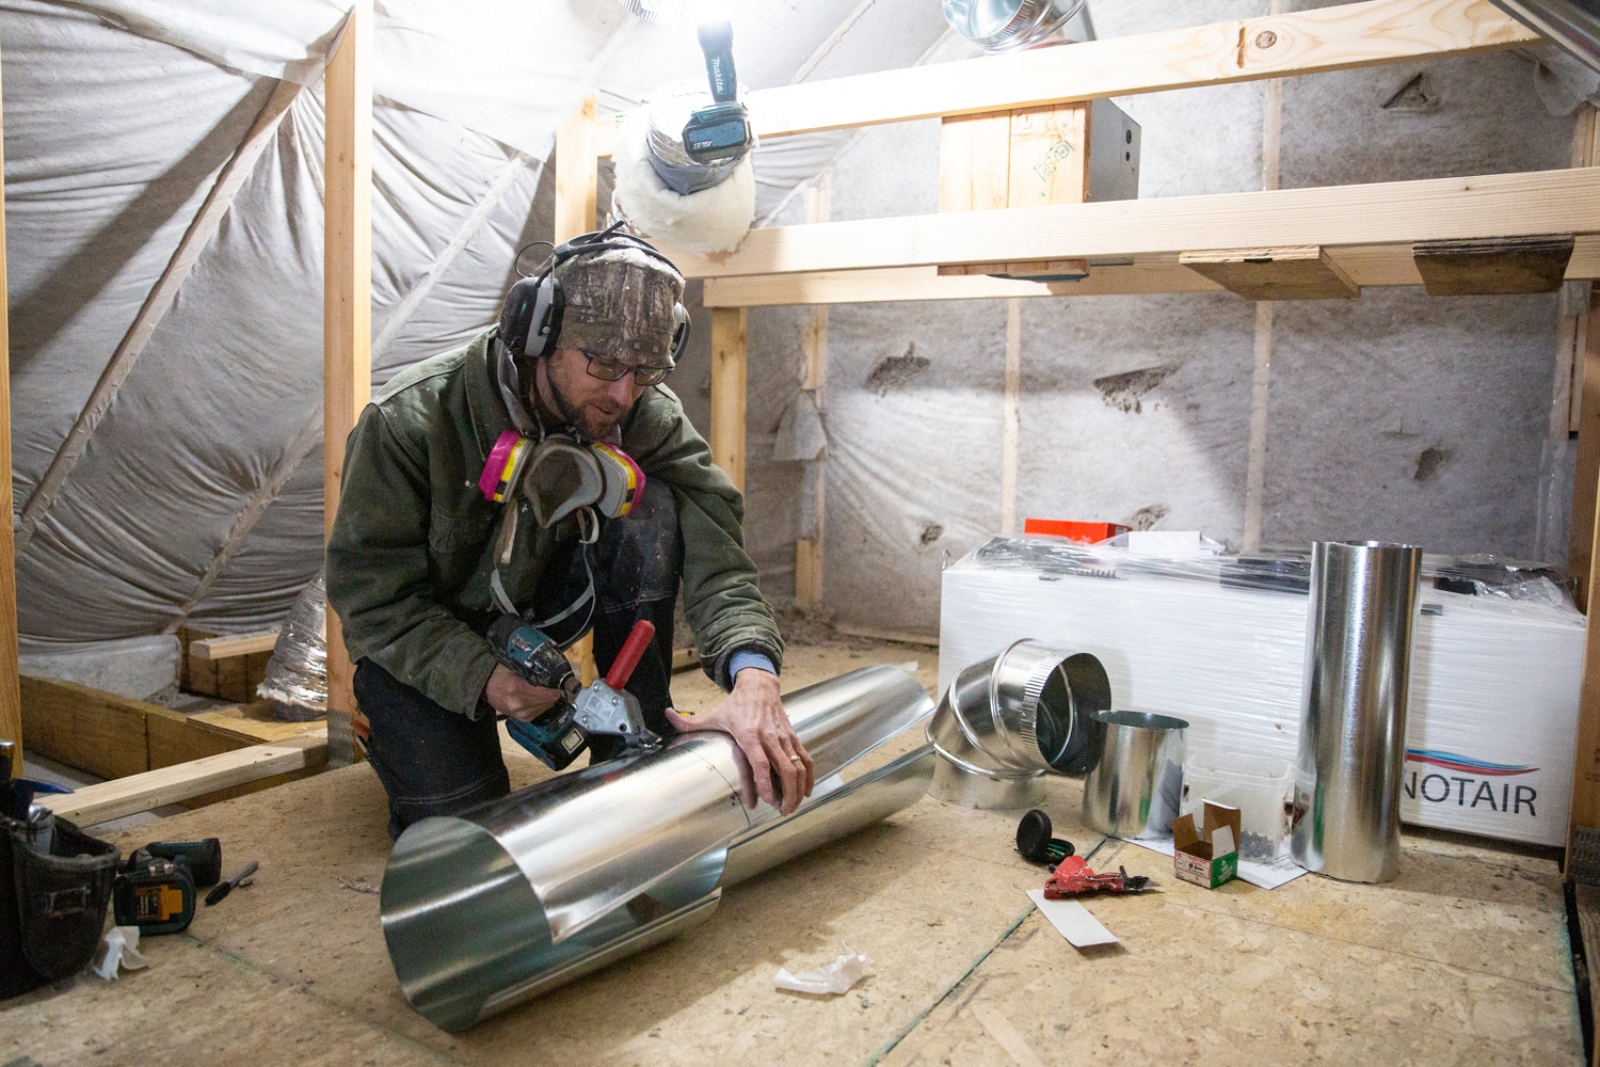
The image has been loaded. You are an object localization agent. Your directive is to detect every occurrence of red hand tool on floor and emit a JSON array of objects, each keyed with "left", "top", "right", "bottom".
[{"left": 1043, "top": 855, "right": 1152, "bottom": 899}]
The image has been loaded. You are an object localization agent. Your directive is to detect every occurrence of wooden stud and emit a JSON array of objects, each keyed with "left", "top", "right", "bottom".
[
  {"left": 1000, "top": 300, "right": 1023, "bottom": 534},
  {"left": 19, "top": 676, "right": 151, "bottom": 781},
  {"left": 1570, "top": 285, "right": 1600, "bottom": 603},
  {"left": 671, "top": 169, "right": 1600, "bottom": 281},
  {"left": 1413, "top": 234, "right": 1576, "bottom": 295},
  {"left": 324, "top": 1, "right": 373, "bottom": 765},
  {"left": 1007, "top": 103, "right": 1090, "bottom": 209},
  {"left": 554, "top": 94, "right": 599, "bottom": 243},
  {"left": 796, "top": 178, "right": 830, "bottom": 606},
  {"left": 191, "top": 628, "right": 280, "bottom": 661},
  {"left": 710, "top": 308, "right": 748, "bottom": 492},
  {"left": 0, "top": 42, "right": 20, "bottom": 779},
  {"left": 938, "top": 113, "right": 1011, "bottom": 213},
  {"left": 38, "top": 734, "right": 327, "bottom": 827},
  {"left": 1180, "top": 246, "right": 1360, "bottom": 300},
  {"left": 592, "top": 0, "right": 1535, "bottom": 154}
]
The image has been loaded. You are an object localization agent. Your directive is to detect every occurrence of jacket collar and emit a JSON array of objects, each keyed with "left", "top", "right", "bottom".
[{"left": 464, "top": 328, "right": 519, "bottom": 465}]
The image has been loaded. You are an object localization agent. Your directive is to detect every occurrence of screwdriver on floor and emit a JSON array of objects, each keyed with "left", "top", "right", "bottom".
[{"left": 205, "top": 861, "right": 258, "bottom": 906}]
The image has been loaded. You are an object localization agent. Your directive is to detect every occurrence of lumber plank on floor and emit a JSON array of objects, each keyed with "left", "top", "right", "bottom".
[{"left": 19, "top": 675, "right": 152, "bottom": 780}]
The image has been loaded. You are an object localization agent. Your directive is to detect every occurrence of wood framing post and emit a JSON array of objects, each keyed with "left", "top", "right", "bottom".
[
  {"left": 796, "top": 177, "right": 830, "bottom": 605},
  {"left": 711, "top": 308, "right": 748, "bottom": 492},
  {"left": 324, "top": 1, "right": 372, "bottom": 767},
  {"left": 0, "top": 41, "right": 22, "bottom": 778},
  {"left": 554, "top": 95, "right": 598, "bottom": 243}
]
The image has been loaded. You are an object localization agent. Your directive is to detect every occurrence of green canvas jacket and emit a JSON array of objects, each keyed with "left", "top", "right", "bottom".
[{"left": 325, "top": 328, "right": 782, "bottom": 718}]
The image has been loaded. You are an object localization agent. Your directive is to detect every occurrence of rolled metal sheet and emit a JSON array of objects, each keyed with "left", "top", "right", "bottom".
[
  {"left": 381, "top": 666, "right": 933, "bottom": 1031},
  {"left": 1291, "top": 540, "right": 1422, "bottom": 884}
]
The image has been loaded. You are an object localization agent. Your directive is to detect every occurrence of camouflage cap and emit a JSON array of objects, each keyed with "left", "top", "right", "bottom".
[{"left": 553, "top": 245, "right": 686, "bottom": 364}]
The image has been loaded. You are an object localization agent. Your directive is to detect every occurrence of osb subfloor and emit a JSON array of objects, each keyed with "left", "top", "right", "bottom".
[{"left": 0, "top": 640, "right": 1582, "bottom": 1067}]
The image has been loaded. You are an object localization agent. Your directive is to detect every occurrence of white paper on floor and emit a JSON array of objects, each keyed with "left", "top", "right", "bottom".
[
  {"left": 1026, "top": 889, "right": 1119, "bottom": 947},
  {"left": 91, "top": 925, "right": 152, "bottom": 979},
  {"left": 774, "top": 948, "right": 871, "bottom": 995},
  {"left": 1124, "top": 837, "right": 1308, "bottom": 890}
]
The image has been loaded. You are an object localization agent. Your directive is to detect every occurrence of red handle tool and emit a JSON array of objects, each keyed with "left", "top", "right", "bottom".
[{"left": 606, "top": 620, "right": 657, "bottom": 689}]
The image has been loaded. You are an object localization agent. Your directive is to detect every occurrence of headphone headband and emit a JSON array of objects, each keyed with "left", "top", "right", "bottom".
[{"left": 499, "top": 222, "right": 690, "bottom": 370}]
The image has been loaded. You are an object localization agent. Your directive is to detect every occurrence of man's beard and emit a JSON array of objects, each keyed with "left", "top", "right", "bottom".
[{"left": 542, "top": 369, "right": 617, "bottom": 441}]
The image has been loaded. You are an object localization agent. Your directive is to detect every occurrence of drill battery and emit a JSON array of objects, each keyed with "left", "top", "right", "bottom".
[{"left": 113, "top": 852, "right": 196, "bottom": 935}]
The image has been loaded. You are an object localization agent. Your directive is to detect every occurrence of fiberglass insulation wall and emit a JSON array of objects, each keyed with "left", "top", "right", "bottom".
[{"left": 727, "top": 0, "right": 1582, "bottom": 635}]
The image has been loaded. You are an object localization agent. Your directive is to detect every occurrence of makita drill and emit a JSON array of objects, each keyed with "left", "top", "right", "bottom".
[{"left": 486, "top": 615, "right": 661, "bottom": 770}]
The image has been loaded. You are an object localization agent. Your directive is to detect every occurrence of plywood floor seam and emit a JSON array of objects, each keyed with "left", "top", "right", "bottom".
[{"left": 863, "top": 906, "right": 1037, "bottom": 1067}]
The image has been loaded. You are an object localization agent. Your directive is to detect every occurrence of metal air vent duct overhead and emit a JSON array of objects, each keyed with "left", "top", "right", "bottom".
[
  {"left": 942, "top": 0, "right": 1090, "bottom": 53},
  {"left": 1492, "top": 0, "right": 1600, "bottom": 74}
]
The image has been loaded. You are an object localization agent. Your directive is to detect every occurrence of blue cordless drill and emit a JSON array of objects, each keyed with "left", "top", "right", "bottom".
[{"left": 486, "top": 615, "right": 660, "bottom": 770}]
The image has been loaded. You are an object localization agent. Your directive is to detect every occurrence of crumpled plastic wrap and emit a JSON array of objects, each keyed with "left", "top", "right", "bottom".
[
  {"left": 774, "top": 948, "right": 870, "bottom": 996},
  {"left": 92, "top": 926, "right": 151, "bottom": 980},
  {"left": 256, "top": 572, "right": 327, "bottom": 722}
]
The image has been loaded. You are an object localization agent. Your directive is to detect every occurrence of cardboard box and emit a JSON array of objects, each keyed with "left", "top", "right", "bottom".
[
  {"left": 1021, "top": 519, "right": 1130, "bottom": 544},
  {"left": 1174, "top": 802, "right": 1240, "bottom": 889}
]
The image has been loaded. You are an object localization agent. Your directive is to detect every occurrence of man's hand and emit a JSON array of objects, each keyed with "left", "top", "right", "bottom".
[
  {"left": 667, "top": 669, "right": 814, "bottom": 815},
  {"left": 483, "top": 663, "right": 564, "bottom": 722}
]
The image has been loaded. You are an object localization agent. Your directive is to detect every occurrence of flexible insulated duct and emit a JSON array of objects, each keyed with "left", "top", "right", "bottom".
[{"left": 380, "top": 666, "right": 934, "bottom": 1031}]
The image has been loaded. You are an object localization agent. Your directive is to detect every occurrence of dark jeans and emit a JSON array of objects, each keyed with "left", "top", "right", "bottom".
[{"left": 357, "top": 477, "right": 683, "bottom": 840}]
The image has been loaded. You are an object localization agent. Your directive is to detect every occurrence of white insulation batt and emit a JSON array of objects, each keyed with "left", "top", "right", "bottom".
[{"left": 1, "top": 0, "right": 948, "bottom": 646}]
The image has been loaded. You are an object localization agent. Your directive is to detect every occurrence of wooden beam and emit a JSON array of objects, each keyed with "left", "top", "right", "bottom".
[
  {"left": 15, "top": 78, "right": 303, "bottom": 551},
  {"left": 1180, "top": 246, "right": 1360, "bottom": 300},
  {"left": 0, "top": 41, "right": 19, "bottom": 778},
  {"left": 554, "top": 94, "right": 598, "bottom": 243},
  {"left": 1413, "top": 233, "right": 1576, "bottom": 295},
  {"left": 191, "top": 628, "right": 280, "bottom": 661},
  {"left": 796, "top": 178, "right": 830, "bottom": 606},
  {"left": 38, "top": 734, "right": 327, "bottom": 827},
  {"left": 593, "top": 0, "right": 1535, "bottom": 155},
  {"left": 324, "top": 2, "right": 373, "bottom": 766},
  {"left": 710, "top": 308, "right": 748, "bottom": 492},
  {"left": 703, "top": 234, "right": 1600, "bottom": 307},
  {"left": 671, "top": 168, "right": 1600, "bottom": 280},
  {"left": 832, "top": 623, "right": 939, "bottom": 647},
  {"left": 20, "top": 676, "right": 151, "bottom": 781}
]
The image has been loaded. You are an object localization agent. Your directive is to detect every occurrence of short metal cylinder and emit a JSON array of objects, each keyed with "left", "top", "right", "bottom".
[
  {"left": 1291, "top": 540, "right": 1422, "bottom": 883},
  {"left": 1081, "top": 710, "right": 1188, "bottom": 838}
]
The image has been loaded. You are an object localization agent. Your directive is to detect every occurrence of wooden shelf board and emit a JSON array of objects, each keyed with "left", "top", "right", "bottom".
[
  {"left": 703, "top": 235, "right": 1600, "bottom": 306},
  {"left": 592, "top": 0, "right": 1534, "bottom": 156}
]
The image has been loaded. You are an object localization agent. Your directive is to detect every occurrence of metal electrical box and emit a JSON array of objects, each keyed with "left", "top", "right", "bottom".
[{"left": 1087, "top": 98, "right": 1141, "bottom": 202}]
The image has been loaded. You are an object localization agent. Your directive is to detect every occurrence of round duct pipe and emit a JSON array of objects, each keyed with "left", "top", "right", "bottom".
[
  {"left": 927, "top": 640, "right": 1111, "bottom": 809},
  {"left": 380, "top": 666, "right": 934, "bottom": 1031},
  {"left": 941, "top": 0, "right": 1086, "bottom": 54}
]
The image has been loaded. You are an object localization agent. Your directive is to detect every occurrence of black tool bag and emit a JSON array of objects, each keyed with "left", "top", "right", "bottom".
[{"left": 1, "top": 814, "right": 120, "bottom": 999}]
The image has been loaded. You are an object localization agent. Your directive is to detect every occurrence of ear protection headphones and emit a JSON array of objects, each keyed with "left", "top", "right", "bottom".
[{"left": 499, "top": 220, "right": 692, "bottom": 364}]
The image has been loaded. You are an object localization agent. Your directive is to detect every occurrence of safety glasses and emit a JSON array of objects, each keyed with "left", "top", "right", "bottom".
[{"left": 582, "top": 351, "right": 673, "bottom": 387}]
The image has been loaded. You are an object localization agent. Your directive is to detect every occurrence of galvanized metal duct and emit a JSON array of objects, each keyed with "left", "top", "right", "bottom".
[
  {"left": 380, "top": 666, "right": 934, "bottom": 1031},
  {"left": 927, "top": 640, "right": 1111, "bottom": 808},
  {"left": 1492, "top": 0, "right": 1600, "bottom": 76}
]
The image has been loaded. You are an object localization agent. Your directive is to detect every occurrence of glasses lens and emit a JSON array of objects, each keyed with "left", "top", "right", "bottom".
[
  {"left": 583, "top": 353, "right": 630, "bottom": 382},
  {"left": 584, "top": 352, "right": 671, "bottom": 387}
]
